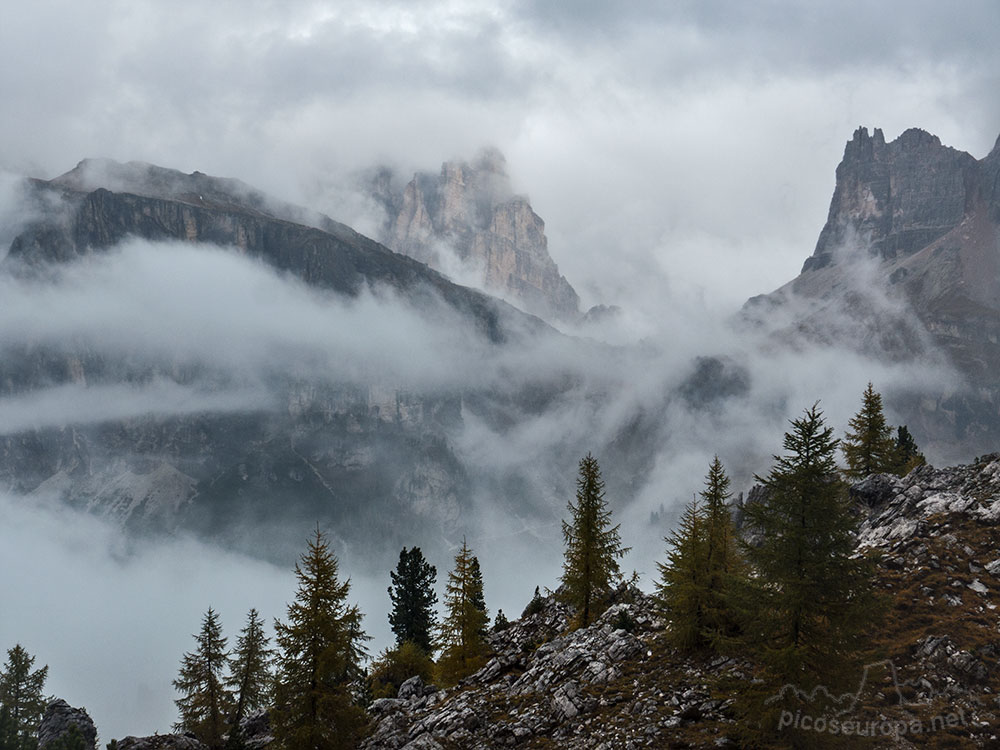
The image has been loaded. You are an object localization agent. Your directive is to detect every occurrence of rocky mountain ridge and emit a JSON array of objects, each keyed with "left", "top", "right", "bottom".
[
  {"left": 0, "top": 160, "right": 570, "bottom": 560},
  {"left": 746, "top": 126, "right": 1000, "bottom": 459},
  {"left": 367, "top": 149, "right": 581, "bottom": 323}
]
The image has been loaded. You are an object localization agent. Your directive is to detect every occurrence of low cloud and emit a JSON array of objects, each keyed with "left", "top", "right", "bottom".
[
  {"left": 0, "top": 381, "right": 270, "bottom": 436},
  {"left": 0, "top": 214, "right": 971, "bottom": 743}
]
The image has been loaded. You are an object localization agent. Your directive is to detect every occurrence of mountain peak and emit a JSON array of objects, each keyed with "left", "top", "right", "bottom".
[
  {"left": 472, "top": 145, "right": 507, "bottom": 175},
  {"left": 845, "top": 125, "right": 886, "bottom": 160},
  {"left": 805, "top": 126, "right": 979, "bottom": 270},
  {"left": 894, "top": 127, "right": 943, "bottom": 151},
  {"left": 369, "top": 150, "right": 580, "bottom": 322},
  {"left": 50, "top": 158, "right": 271, "bottom": 217}
]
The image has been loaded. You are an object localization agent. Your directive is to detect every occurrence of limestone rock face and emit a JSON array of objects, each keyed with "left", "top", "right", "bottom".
[
  {"left": 807, "top": 127, "right": 980, "bottom": 270},
  {"left": 1, "top": 161, "right": 558, "bottom": 551},
  {"left": 747, "top": 126, "right": 1000, "bottom": 458},
  {"left": 372, "top": 150, "right": 580, "bottom": 322},
  {"left": 38, "top": 699, "right": 98, "bottom": 750}
]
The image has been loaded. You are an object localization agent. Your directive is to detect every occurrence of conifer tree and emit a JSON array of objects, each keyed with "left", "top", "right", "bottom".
[
  {"left": 492, "top": 610, "right": 510, "bottom": 632},
  {"left": 173, "top": 609, "right": 232, "bottom": 750},
  {"left": 43, "top": 724, "right": 87, "bottom": 750},
  {"left": 560, "top": 453, "right": 629, "bottom": 627},
  {"left": 732, "top": 404, "right": 880, "bottom": 744},
  {"left": 225, "top": 609, "right": 272, "bottom": 748},
  {"left": 655, "top": 497, "right": 707, "bottom": 650},
  {"left": 658, "top": 458, "right": 740, "bottom": 651},
  {"left": 468, "top": 558, "right": 488, "bottom": 638},
  {"left": 0, "top": 705, "right": 14, "bottom": 750},
  {"left": 893, "top": 425, "right": 926, "bottom": 475},
  {"left": 842, "top": 382, "right": 897, "bottom": 478},
  {"left": 0, "top": 645, "right": 47, "bottom": 750},
  {"left": 700, "top": 456, "right": 738, "bottom": 636},
  {"left": 436, "top": 539, "right": 489, "bottom": 685},
  {"left": 387, "top": 547, "right": 438, "bottom": 655},
  {"left": 272, "top": 529, "right": 369, "bottom": 750},
  {"left": 521, "top": 586, "right": 544, "bottom": 618}
]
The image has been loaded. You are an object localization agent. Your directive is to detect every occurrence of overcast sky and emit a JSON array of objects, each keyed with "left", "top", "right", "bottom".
[{"left": 2, "top": 0, "right": 998, "bottom": 318}]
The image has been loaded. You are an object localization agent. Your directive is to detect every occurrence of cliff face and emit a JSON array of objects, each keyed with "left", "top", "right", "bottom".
[
  {"left": 806, "top": 127, "right": 980, "bottom": 271},
  {"left": 748, "top": 127, "right": 1000, "bottom": 457},
  {"left": 0, "top": 160, "right": 565, "bottom": 557},
  {"left": 371, "top": 150, "right": 581, "bottom": 322},
  {"left": 11, "top": 160, "right": 544, "bottom": 345}
]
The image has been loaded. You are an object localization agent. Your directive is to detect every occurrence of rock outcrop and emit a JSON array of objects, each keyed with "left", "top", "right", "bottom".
[
  {"left": 361, "top": 588, "right": 740, "bottom": 749},
  {"left": 115, "top": 735, "right": 206, "bottom": 750},
  {"left": 370, "top": 149, "right": 580, "bottom": 322},
  {"left": 38, "top": 699, "right": 98, "bottom": 750},
  {"left": 806, "top": 127, "right": 981, "bottom": 270}
]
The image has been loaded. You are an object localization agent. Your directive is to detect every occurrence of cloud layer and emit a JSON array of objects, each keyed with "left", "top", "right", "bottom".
[
  {"left": 0, "top": 2, "right": 995, "bottom": 741},
  {"left": 1, "top": 1, "right": 997, "bottom": 319}
]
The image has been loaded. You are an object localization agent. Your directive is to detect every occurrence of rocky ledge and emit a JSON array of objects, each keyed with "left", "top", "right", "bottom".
[{"left": 361, "top": 590, "right": 739, "bottom": 749}]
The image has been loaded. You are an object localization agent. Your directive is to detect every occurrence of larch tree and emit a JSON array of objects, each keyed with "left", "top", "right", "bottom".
[
  {"left": 731, "top": 404, "right": 881, "bottom": 745},
  {"left": 387, "top": 547, "right": 438, "bottom": 655},
  {"left": 655, "top": 496, "right": 707, "bottom": 650},
  {"left": 225, "top": 608, "right": 272, "bottom": 748},
  {"left": 842, "top": 382, "right": 897, "bottom": 479},
  {"left": 560, "top": 453, "right": 629, "bottom": 627},
  {"left": 272, "top": 529, "right": 369, "bottom": 750},
  {"left": 173, "top": 608, "right": 233, "bottom": 750},
  {"left": 0, "top": 645, "right": 48, "bottom": 750},
  {"left": 436, "top": 539, "right": 489, "bottom": 685},
  {"left": 700, "top": 456, "right": 738, "bottom": 637},
  {"left": 657, "top": 456, "right": 739, "bottom": 651}
]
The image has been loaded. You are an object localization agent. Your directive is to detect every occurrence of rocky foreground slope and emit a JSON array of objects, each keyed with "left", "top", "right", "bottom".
[
  {"left": 63, "top": 457, "right": 995, "bottom": 750},
  {"left": 358, "top": 457, "right": 1000, "bottom": 749}
]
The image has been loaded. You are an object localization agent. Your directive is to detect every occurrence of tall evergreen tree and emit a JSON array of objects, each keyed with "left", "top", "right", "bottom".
[
  {"left": 560, "top": 453, "right": 629, "bottom": 627},
  {"left": 0, "top": 705, "right": 15, "bottom": 750},
  {"left": 0, "top": 645, "right": 47, "bottom": 750},
  {"left": 656, "top": 496, "right": 707, "bottom": 650},
  {"left": 272, "top": 529, "right": 369, "bottom": 750},
  {"left": 387, "top": 547, "right": 438, "bottom": 654},
  {"left": 700, "top": 456, "right": 738, "bottom": 636},
  {"left": 436, "top": 539, "right": 489, "bottom": 685},
  {"left": 657, "top": 456, "right": 739, "bottom": 651},
  {"left": 732, "top": 404, "right": 880, "bottom": 746},
  {"left": 842, "top": 382, "right": 897, "bottom": 479},
  {"left": 173, "top": 609, "right": 232, "bottom": 750},
  {"left": 225, "top": 608, "right": 272, "bottom": 747},
  {"left": 468, "top": 558, "right": 488, "bottom": 638},
  {"left": 893, "top": 425, "right": 926, "bottom": 475}
]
